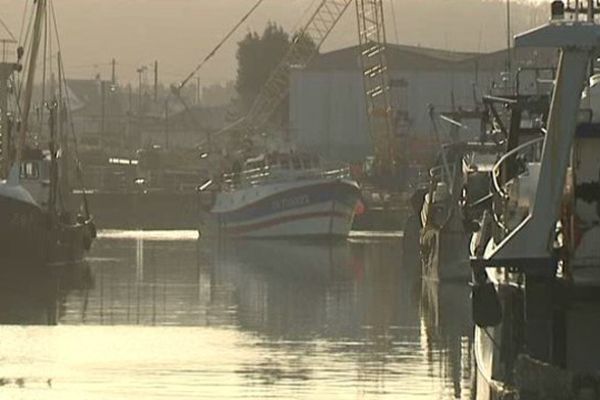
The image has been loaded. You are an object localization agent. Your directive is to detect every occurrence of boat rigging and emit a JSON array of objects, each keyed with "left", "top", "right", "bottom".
[{"left": 0, "top": 0, "right": 96, "bottom": 267}]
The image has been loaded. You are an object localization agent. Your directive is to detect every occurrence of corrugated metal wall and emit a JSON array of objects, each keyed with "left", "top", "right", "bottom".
[{"left": 289, "top": 68, "right": 499, "bottom": 162}]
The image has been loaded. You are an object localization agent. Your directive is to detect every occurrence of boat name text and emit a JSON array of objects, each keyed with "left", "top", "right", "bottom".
[{"left": 272, "top": 194, "right": 310, "bottom": 211}]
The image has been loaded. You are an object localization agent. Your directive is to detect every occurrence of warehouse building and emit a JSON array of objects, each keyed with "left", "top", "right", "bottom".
[{"left": 289, "top": 44, "right": 556, "bottom": 161}]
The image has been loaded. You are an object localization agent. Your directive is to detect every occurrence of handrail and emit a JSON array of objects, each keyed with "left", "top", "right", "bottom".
[
  {"left": 221, "top": 164, "right": 352, "bottom": 191},
  {"left": 491, "top": 137, "right": 544, "bottom": 200},
  {"left": 429, "top": 163, "right": 458, "bottom": 188}
]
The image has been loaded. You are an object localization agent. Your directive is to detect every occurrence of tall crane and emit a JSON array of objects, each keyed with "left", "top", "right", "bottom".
[
  {"left": 215, "top": 0, "right": 398, "bottom": 180},
  {"left": 243, "top": 0, "right": 354, "bottom": 133},
  {"left": 355, "top": 0, "right": 396, "bottom": 178},
  {"left": 215, "top": 0, "right": 353, "bottom": 140}
]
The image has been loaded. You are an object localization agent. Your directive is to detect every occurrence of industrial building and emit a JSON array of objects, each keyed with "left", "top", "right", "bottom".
[{"left": 290, "top": 44, "right": 557, "bottom": 162}]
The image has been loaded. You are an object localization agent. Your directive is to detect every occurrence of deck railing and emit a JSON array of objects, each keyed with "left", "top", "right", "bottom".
[
  {"left": 490, "top": 136, "right": 544, "bottom": 233},
  {"left": 221, "top": 163, "right": 352, "bottom": 191}
]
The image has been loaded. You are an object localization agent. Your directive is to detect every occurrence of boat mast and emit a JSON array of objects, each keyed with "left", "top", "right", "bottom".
[
  {"left": 0, "top": 60, "right": 19, "bottom": 178},
  {"left": 505, "top": 0, "right": 512, "bottom": 79},
  {"left": 56, "top": 51, "right": 70, "bottom": 191},
  {"left": 15, "top": 0, "right": 46, "bottom": 168}
]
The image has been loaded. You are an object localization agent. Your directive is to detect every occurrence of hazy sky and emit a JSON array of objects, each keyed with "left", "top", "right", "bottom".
[{"left": 0, "top": 0, "right": 543, "bottom": 87}]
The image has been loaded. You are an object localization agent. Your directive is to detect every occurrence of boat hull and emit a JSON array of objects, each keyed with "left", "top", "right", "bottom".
[
  {"left": 420, "top": 208, "right": 471, "bottom": 282},
  {"left": 0, "top": 194, "right": 47, "bottom": 266},
  {"left": 212, "top": 179, "right": 360, "bottom": 238},
  {"left": 0, "top": 194, "right": 93, "bottom": 268}
]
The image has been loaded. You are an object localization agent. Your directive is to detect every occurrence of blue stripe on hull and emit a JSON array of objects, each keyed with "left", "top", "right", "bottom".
[{"left": 214, "top": 181, "right": 360, "bottom": 224}]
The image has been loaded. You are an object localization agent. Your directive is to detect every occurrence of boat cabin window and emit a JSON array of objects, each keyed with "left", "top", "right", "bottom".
[{"left": 20, "top": 161, "right": 40, "bottom": 180}]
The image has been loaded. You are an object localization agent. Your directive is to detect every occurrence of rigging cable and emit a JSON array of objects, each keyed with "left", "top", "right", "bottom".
[
  {"left": 49, "top": 0, "right": 91, "bottom": 218},
  {"left": 0, "top": 16, "right": 16, "bottom": 41},
  {"left": 16, "top": 2, "right": 37, "bottom": 105},
  {"left": 18, "top": 1, "right": 30, "bottom": 44},
  {"left": 177, "top": 0, "right": 266, "bottom": 90},
  {"left": 40, "top": 2, "right": 48, "bottom": 138}
]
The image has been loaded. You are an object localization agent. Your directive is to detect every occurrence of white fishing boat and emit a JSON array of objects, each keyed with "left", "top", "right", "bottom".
[
  {"left": 470, "top": 3, "right": 600, "bottom": 398},
  {"left": 210, "top": 152, "right": 361, "bottom": 238},
  {"left": 419, "top": 141, "right": 498, "bottom": 282}
]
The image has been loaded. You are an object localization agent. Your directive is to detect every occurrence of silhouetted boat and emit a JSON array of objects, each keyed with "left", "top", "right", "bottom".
[{"left": 0, "top": 0, "right": 95, "bottom": 267}]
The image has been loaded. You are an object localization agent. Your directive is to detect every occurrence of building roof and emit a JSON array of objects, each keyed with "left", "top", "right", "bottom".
[
  {"left": 66, "top": 78, "right": 125, "bottom": 115},
  {"left": 305, "top": 43, "right": 558, "bottom": 73}
]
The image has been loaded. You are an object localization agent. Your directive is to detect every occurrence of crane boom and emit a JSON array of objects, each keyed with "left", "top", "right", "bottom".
[
  {"left": 240, "top": 0, "right": 354, "bottom": 135},
  {"left": 356, "top": 0, "right": 396, "bottom": 175},
  {"left": 219, "top": 0, "right": 399, "bottom": 181}
]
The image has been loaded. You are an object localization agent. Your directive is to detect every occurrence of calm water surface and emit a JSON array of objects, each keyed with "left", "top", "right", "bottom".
[{"left": 0, "top": 232, "right": 473, "bottom": 399}]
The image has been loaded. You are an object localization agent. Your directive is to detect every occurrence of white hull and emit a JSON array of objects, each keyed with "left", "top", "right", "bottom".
[
  {"left": 218, "top": 200, "right": 356, "bottom": 238},
  {"left": 211, "top": 178, "right": 360, "bottom": 238}
]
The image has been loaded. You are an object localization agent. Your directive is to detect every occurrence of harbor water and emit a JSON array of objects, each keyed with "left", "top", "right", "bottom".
[{"left": 0, "top": 232, "right": 473, "bottom": 399}]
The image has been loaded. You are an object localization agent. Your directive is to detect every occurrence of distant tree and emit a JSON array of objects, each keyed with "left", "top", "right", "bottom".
[{"left": 235, "top": 22, "right": 290, "bottom": 114}]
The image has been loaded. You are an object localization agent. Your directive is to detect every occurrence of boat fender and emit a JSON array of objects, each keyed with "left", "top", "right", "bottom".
[
  {"left": 471, "top": 280, "right": 502, "bottom": 328},
  {"left": 83, "top": 221, "right": 96, "bottom": 251},
  {"left": 88, "top": 221, "right": 97, "bottom": 239},
  {"left": 83, "top": 230, "right": 93, "bottom": 251}
]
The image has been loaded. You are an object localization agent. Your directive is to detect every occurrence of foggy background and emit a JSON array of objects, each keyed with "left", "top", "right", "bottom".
[{"left": 0, "top": 0, "right": 545, "bottom": 86}]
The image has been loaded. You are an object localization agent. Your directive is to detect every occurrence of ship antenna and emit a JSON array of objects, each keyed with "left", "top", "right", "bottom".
[{"left": 506, "top": 0, "right": 512, "bottom": 82}]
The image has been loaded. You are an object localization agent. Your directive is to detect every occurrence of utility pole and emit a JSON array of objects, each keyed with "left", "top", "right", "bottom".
[
  {"left": 137, "top": 66, "right": 146, "bottom": 150},
  {"left": 127, "top": 83, "right": 133, "bottom": 151},
  {"left": 128, "top": 83, "right": 133, "bottom": 113},
  {"left": 154, "top": 60, "right": 158, "bottom": 102},
  {"left": 137, "top": 66, "right": 144, "bottom": 115},
  {"left": 164, "top": 99, "right": 169, "bottom": 150},
  {"left": 111, "top": 58, "right": 116, "bottom": 85},
  {"left": 101, "top": 80, "right": 106, "bottom": 135}
]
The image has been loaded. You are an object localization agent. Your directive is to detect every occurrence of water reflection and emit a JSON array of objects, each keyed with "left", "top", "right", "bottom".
[
  {"left": 0, "top": 232, "right": 474, "bottom": 399},
  {"left": 421, "top": 280, "right": 474, "bottom": 400},
  {"left": 215, "top": 239, "right": 416, "bottom": 339},
  {"left": 0, "top": 263, "right": 93, "bottom": 326}
]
